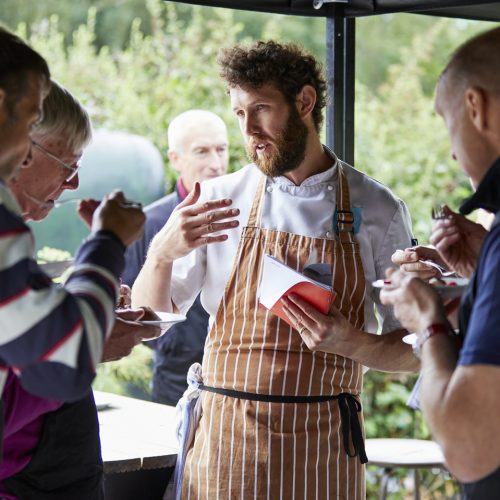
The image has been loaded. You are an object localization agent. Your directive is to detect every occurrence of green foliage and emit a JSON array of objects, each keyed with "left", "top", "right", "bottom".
[
  {"left": 355, "top": 18, "right": 489, "bottom": 242},
  {"left": 17, "top": 1, "right": 248, "bottom": 189},
  {"left": 93, "top": 343, "right": 153, "bottom": 396},
  {"left": 3, "top": 4, "right": 495, "bottom": 496}
]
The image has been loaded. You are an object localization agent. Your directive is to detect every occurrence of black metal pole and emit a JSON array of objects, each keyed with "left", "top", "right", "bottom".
[{"left": 325, "top": 15, "right": 355, "bottom": 166}]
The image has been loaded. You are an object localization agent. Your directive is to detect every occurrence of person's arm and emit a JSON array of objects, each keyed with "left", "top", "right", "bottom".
[
  {"left": 380, "top": 245, "right": 500, "bottom": 482},
  {"left": 281, "top": 295, "right": 417, "bottom": 372},
  {"left": 131, "top": 182, "right": 240, "bottom": 312},
  {"left": 122, "top": 197, "right": 176, "bottom": 288},
  {"left": 0, "top": 191, "right": 145, "bottom": 401},
  {"left": 420, "top": 345, "right": 500, "bottom": 482},
  {"left": 283, "top": 199, "right": 419, "bottom": 372},
  {"left": 420, "top": 229, "right": 500, "bottom": 482}
]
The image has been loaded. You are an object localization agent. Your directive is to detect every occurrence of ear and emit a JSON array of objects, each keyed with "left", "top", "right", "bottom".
[
  {"left": 295, "top": 85, "right": 317, "bottom": 119},
  {"left": 465, "top": 87, "right": 488, "bottom": 132},
  {"left": 168, "top": 150, "right": 182, "bottom": 174}
]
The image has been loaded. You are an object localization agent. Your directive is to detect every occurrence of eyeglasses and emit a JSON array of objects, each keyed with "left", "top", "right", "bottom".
[{"left": 31, "top": 140, "right": 81, "bottom": 183}]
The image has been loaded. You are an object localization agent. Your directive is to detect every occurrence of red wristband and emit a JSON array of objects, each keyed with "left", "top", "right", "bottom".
[{"left": 413, "top": 323, "right": 453, "bottom": 357}]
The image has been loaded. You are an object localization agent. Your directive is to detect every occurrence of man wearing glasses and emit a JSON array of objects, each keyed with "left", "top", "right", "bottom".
[
  {"left": 0, "top": 27, "right": 147, "bottom": 499},
  {"left": 1, "top": 79, "right": 160, "bottom": 500}
]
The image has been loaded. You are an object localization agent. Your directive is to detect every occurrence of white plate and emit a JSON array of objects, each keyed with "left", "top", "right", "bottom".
[
  {"left": 434, "top": 277, "right": 469, "bottom": 299},
  {"left": 402, "top": 333, "right": 417, "bottom": 346},
  {"left": 372, "top": 279, "right": 393, "bottom": 289},
  {"left": 372, "top": 277, "right": 469, "bottom": 299},
  {"left": 39, "top": 259, "right": 73, "bottom": 278},
  {"left": 139, "top": 311, "right": 186, "bottom": 330}
]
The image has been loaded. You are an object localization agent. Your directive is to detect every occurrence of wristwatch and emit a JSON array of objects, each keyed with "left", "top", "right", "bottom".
[{"left": 413, "top": 323, "right": 454, "bottom": 358}]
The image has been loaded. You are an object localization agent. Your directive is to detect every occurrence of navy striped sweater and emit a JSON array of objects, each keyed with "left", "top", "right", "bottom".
[{"left": 0, "top": 182, "right": 124, "bottom": 401}]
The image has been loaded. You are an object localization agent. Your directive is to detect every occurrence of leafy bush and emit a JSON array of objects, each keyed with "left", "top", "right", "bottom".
[{"left": 6, "top": 4, "right": 493, "bottom": 496}]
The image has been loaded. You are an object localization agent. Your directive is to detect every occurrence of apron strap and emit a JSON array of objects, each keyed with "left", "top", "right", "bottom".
[
  {"left": 246, "top": 174, "right": 267, "bottom": 228},
  {"left": 335, "top": 162, "right": 356, "bottom": 239}
]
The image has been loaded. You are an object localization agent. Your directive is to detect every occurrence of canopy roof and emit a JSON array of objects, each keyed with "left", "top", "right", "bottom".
[
  {"left": 167, "top": 0, "right": 499, "bottom": 164},
  {"left": 167, "top": 1, "right": 500, "bottom": 21}
]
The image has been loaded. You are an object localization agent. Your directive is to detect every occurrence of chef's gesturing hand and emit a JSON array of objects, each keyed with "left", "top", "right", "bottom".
[
  {"left": 281, "top": 294, "right": 357, "bottom": 352},
  {"left": 149, "top": 182, "right": 240, "bottom": 264}
]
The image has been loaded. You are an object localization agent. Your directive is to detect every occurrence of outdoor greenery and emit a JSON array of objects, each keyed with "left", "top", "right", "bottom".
[{"left": 2, "top": 2, "right": 495, "bottom": 497}]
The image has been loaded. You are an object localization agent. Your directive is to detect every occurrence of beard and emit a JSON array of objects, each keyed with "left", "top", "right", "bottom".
[{"left": 246, "top": 106, "right": 308, "bottom": 177}]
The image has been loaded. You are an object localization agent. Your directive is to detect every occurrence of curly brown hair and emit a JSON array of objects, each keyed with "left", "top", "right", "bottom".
[{"left": 218, "top": 40, "right": 327, "bottom": 131}]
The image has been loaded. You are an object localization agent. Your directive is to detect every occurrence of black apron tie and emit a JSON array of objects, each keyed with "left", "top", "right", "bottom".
[
  {"left": 199, "top": 384, "right": 368, "bottom": 464},
  {"left": 337, "top": 392, "right": 368, "bottom": 464}
]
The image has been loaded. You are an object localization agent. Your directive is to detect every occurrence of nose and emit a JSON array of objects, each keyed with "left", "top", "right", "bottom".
[
  {"left": 206, "top": 151, "right": 226, "bottom": 173},
  {"left": 243, "top": 113, "right": 260, "bottom": 137}
]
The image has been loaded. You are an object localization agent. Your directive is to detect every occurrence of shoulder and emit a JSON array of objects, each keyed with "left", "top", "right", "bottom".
[
  {"left": 479, "top": 223, "right": 500, "bottom": 272},
  {"left": 341, "top": 161, "right": 404, "bottom": 212}
]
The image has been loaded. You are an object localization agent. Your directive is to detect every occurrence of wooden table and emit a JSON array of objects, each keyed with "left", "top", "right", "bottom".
[{"left": 95, "top": 391, "right": 179, "bottom": 500}]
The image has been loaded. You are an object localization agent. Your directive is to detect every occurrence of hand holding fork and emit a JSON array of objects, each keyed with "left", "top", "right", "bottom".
[{"left": 430, "top": 204, "right": 487, "bottom": 279}]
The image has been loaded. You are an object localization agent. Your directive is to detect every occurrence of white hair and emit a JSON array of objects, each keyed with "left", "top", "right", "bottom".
[
  {"left": 32, "top": 80, "right": 92, "bottom": 153},
  {"left": 167, "top": 109, "right": 227, "bottom": 153}
]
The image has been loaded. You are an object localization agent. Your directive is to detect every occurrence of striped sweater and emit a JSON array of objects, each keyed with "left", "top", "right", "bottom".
[{"left": 0, "top": 181, "right": 124, "bottom": 402}]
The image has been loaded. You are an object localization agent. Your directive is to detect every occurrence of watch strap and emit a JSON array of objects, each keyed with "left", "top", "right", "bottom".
[{"left": 414, "top": 323, "right": 453, "bottom": 357}]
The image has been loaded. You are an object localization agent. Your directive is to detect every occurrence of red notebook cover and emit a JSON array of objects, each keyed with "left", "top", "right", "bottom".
[
  {"left": 266, "top": 282, "right": 335, "bottom": 329},
  {"left": 258, "top": 255, "right": 336, "bottom": 330}
]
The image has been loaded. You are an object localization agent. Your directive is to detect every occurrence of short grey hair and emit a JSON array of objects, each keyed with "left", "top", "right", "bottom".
[
  {"left": 167, "top": 109, "right": 227, "bottom": 153},
  {"left": 439, "top": 26, "right": 500, "bottom": 101},
  {"left": 32, "top": 80, "right": 92, "bottom": 153}
]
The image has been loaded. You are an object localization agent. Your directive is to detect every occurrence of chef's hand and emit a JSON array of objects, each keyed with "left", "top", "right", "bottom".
[
  {"left": 102, "top": 308, "right": 161, "bottom": 362},
  {"left": 391, "top": 247, "right": 447, "bottom": 280},
  {"left": 379, "top": 268, "right": 446, "bottom": 334},
  {"left": 148, "top": 182, "right": 240, "bottom": 265},
  {"left": 430, "top": 205, "right": 487, "bottom": 278},
  {"left": 281, "top": 294, "right": 358, "bottom": 352}
]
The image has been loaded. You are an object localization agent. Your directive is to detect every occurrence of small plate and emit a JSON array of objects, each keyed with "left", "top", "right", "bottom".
[
  {"left": 372, "top": 279, "right": 393, "bottom": 289},
  {"left": 433, "top": 277, "right": 469, "bottom": 299},
  {"left": 39, "top": 259, "right": 73, "bottom": 278},
  {"left": 372, "top": 277, "right": 469, "bottom": 299},
  {"left": 139, "top": 311, "right": 186, "bottom": 330}
]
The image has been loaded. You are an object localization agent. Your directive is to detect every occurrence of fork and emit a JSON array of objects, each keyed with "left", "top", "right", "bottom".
[
  {"left": 418, "top": 259, "right": 456, "bottom": 277},
  {"left": 431, "top": 205, "right": 447, "bottom": 220},
  {"left": 53, "top": 198, "right": 81, "bottom": 208},
  {"left": 54, "top": 198, "right": 142, "bottom": 209}
]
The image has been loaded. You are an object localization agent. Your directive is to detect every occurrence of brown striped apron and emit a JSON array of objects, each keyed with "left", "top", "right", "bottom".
[{"left": 182, "top": 163, "right": 367, "bottom": 499}]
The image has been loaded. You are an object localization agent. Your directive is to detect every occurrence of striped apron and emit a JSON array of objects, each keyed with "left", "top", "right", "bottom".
[{"left": 181, "top": 163, "right": 367, "bottom": 499}]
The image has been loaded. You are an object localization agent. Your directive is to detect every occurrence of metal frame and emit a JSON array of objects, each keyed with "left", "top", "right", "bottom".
[
  {"left": 326, "top": 14, "right": 355, "bottom": 165},
  {"left": 164, "top": 0, "right": 499, "bottom": 166}
]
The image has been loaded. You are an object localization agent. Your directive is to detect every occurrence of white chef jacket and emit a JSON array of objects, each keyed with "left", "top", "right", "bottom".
[{"left": 171, "top": 157, "right": 413, "bottom": 335}]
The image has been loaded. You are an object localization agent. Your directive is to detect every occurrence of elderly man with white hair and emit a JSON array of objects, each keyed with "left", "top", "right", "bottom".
[
  {"left": 1, "top": 80, "right": 157, "bottom": 500},
  {"left": 124, "top": 109, "right": 229, "bottom": 405}
]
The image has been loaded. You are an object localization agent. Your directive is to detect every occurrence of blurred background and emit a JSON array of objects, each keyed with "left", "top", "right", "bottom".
[{"left": 2, "top": 2, "right": 494, "bottom": 496}]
